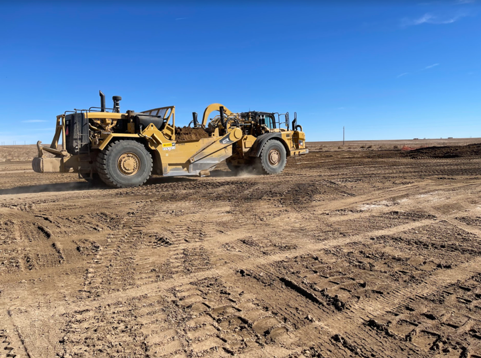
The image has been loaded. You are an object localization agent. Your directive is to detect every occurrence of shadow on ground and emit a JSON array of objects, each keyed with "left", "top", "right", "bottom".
[
  {"left": 0, "top": 170, "right": 239, "bottom": 195},
  {"left": 0, "top": 182, "right": 93, "bottom": 195},
  {"left": 147, "top": 170, "right": 238, "bottom": 183},
  {"left": 146, "top": 176, "right": 199, "bottom": 185}
]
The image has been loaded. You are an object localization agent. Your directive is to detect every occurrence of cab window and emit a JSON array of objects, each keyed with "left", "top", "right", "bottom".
[{"left": 264, "top": 115, "right": 276, "bottom": 129}]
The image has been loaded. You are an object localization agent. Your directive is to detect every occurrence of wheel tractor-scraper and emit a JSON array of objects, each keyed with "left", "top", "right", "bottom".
[{"left": 32, "top": 91, "right": 309, "bottom": 188}]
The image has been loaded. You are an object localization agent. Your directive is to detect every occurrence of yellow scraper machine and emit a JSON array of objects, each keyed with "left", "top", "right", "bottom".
[{"left": 32, "top": 91, "right": 308, "bottom": 187}]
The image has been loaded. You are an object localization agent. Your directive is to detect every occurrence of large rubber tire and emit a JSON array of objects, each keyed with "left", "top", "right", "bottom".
[
  {"left": 255, "top": 139, "right": 287, "bottom": 175},
  {"left": 97, "top": 140, "right": 153, "bottom": 188}
]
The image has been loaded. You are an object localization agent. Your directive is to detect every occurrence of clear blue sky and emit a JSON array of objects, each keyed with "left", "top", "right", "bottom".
[{"left": 0, "top": 1, "right": 479, "bottom": 144}]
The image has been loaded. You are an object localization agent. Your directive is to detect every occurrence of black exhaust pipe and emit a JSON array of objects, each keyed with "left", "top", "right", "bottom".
[
  {"left": 219, "top": 106, "right": 225, "bottom": 128},
  {"left": 112, "top": 96, "right": 122, "bottom": 113},
  {"left": 99, "top": 90, "right": 106, "bottom": 112},
  {"left": 192, "top": 112, "right": 198, "bottom": 127}
]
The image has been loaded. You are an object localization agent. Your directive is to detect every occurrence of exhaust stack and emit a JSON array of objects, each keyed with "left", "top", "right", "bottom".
[
  {"left": 219, "top": 106, "right": 225, "bottom": 128},
  {"left": 192, "top": 112, "right": 199, "bottom": 127},
  {"left": 99, "top": 90, "right": 106, "bottom": 112},
  {"left": 112, "top": 96, "right": 122, "bottom": 113}
]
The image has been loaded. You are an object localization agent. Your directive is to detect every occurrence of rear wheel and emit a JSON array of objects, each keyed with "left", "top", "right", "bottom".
[
  {"left": 97, "top": 140, "right": 153, "bottom": 188},
  {"left": 255, "top": 140, "right": 287, "bottom": 175}
]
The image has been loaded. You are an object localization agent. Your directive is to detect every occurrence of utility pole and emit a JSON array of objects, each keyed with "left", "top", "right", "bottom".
[{"left": 343, "top": 126, "right": 345, "bottom": 146}]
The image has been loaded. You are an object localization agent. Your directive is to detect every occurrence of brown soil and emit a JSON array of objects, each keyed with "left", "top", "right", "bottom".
[
  {"left": 175, "top": 127, "right": 210, "bottom": 141},
  {"left": 406, "top": 143, "right": 481, "bottom": 159},
  {"left": 1, "top": 139, "right": 481, "bottom": 357},
  {"left": 0, "top": 145, "right": 38, "bottom": 163}
]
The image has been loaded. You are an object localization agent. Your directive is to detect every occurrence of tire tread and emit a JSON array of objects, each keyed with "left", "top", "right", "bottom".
[
  {"left": 97, "top": 140, "right": 153, "bottom": 188},
  {"left": 257, "top": 139, "right": 287, "bottom": 175}
]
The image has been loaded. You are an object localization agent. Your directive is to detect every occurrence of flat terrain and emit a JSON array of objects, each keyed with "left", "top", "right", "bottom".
[{"left": 2, "top": 139, "right": 481, "bottom": 357}]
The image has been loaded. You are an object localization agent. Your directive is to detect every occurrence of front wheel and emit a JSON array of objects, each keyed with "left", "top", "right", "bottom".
[
  {"left": 255, "top": 140, "right": 287, "bottom": 175},
  {"left": 97, "top": 140, "right": 153, "bottom": 188}
]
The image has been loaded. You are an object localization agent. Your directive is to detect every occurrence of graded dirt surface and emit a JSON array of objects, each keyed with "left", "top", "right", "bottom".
[{"left": 2, "top": 139, "right": 481, "bottom": 357}]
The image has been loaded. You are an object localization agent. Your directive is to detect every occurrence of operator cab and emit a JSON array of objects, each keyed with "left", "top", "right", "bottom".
[
  {"left": 238, "top": 111, "right": 278, "bottom": 136},
  {"left": 258, "top": 113, "right": 276, "bottom": 130}
]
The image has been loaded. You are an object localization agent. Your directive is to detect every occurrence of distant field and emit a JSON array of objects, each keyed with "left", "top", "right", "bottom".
[{"left": 308, "top": 137, "right": 481, "bottom": 151}]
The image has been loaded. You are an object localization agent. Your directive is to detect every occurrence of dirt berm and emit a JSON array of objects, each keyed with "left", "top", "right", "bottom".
[{"left": 406, "top": 143, "right": 481, "bottom": 158}]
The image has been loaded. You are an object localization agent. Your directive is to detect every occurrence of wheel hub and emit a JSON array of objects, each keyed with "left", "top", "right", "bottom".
[
  {"left": 118, "top": 153, "right": 140, "bottom": 175},
  {"left": 268, "top": 149, "right": 281, "bottom": 166}
]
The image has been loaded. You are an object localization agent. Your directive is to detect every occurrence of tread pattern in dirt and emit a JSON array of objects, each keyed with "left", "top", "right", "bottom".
[
  {"left": 267, "top": 222, "right": 480, "bottom": 314},
  {"left": 78, "top": 203, "right": 158, "bottom": 299},
  {"left": 456, "top": 216, "right": 481, "bottom": 228},
  {"left": 59, "top": 294, "right": 175, "bottom": 357},
  {"left": 0, "top": 329, "right": 16, "bottom": 358},
  {"left": 169, "top": 276, "right": 298, "bottom": 357},
  {"left": 0, "top": 219, "right": 65, "bottom": 273},
  {"left": 321, "top": 210, "right": 437, "bottom": 238},
  {"left": 366, "top": 273, "right": 481, "bottom": 357},
  {"left": 223, "top": 234, "right": 298, "bottom": 257}
]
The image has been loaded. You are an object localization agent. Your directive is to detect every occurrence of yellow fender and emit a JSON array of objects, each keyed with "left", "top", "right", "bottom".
[
  {"left": 201, "top": 103, "right": 233, "bottom": 127},
  {"left": 98, "top": 133, "right": 142, "bottom": 150}
]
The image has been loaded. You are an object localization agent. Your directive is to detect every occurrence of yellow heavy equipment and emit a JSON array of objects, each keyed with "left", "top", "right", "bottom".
[{"left": 32, "top": 91, "right": 308, "bottom": 187}]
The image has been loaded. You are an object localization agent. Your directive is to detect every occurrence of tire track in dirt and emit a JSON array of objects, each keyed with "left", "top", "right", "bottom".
[
  {"left": 15, "top": 204, "right": 447, "bottom": 356},
  {"left": 0, "top": 311, "right": 33, "bottom": 358},
  {"left": 56, "top": 215, "right": 448, "bottom": 316},
  {"left": 228, "top": 229, "right": 481, "bottom": 356},
  {"left": 3, "top": 152, "right": 481, "bottom": 357},
  {"left": 0, "top": 329, "right": 17, "bottom": 358},
  {"left": 113, "top": 205, "right": 481, "bottom": 356},
  {"left": 0, "top": 210, "right": 69, "bottom": 285},
  {"left": 168, "top": 277, "right": 294, "bottom": 357},
  {"left": 357, "top": 271, "right": 481, "bottom": 357},
  {"left": 78, "top": 201, "right": 159, "bottom": 300}
]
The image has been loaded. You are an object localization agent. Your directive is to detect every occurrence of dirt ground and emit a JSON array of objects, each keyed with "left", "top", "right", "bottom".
[{"left": 2, "top": 138, "right": 481, "bottom": 357}]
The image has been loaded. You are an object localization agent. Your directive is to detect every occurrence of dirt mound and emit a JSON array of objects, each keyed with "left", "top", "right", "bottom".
[
  {"left": 175, "top": 126, "right": 210, "bottom": 141},
  {"left": 406, "top": 143, "right": 481, "bottom": 158}
]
